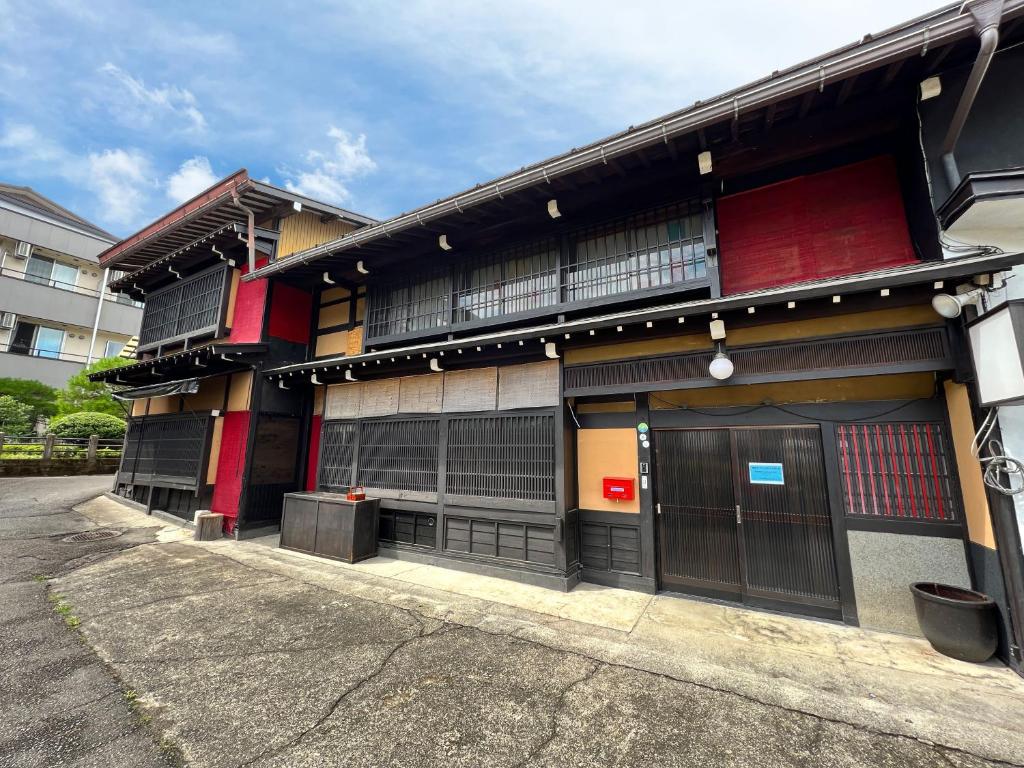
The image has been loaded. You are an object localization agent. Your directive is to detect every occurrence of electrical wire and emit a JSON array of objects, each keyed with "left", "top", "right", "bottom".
[
  {"left": 648, "top": 391, "right": 930, "bottom": 423},
  {"left": 971, "top": 407, "right": 1024, "bottom": 495}
]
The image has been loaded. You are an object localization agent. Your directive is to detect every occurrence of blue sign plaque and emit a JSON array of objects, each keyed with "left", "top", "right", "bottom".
[{"left": 748, "top": 462, "right": 784, "bottom": 485}]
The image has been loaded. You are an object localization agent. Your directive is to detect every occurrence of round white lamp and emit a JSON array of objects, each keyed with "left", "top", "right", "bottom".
[{"left": 709, "top": 351, "right": 734, "bottom": 381}]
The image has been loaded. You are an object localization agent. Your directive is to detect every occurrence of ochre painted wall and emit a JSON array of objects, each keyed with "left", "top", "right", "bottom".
[
  {"left": 277, "top": 212, "right": 354, "bottom": 259},
  {"left": 944, "top": 381, "right": 996, "bottom": 549},
  {"left": 207, "top": 416, "right": 224, "bottom": 485},
  {"left": 564, "top": 305, "right": 938, "bottom": 366},
  {"left": 650, "top": 373, "right": 936, "bottom": 409},
  {"left": 577, "top": 428, "right": 640, "bottom": 514},
  {"left": 227, "top": 372, "right": 252, "bottom": 412},
  {"left": 318, "top": 302, "right": 349, "bottom": 329},
  {"left": 315, "top": 330, "right": 349, "bottom": 357},
  {"left": 717, "top": 156, "right": 916, "bottom": 294}
]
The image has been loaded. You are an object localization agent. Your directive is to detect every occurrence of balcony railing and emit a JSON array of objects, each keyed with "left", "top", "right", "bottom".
[
  {"left": 0, "top": 266, "right": 143, "bottom": 306},
  {"left": 0, "top": 341, "right": 91, "bottom": 364},
  {"left": 137, "top": 264, "right": 232, "bottom": 352}
]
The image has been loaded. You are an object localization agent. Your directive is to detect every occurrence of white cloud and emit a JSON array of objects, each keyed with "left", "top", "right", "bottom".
[
  {"left": 166, "top": 156, "right": 218, "bottom": 203},
  {"left": 85, "top": 149, "right": 157, "bottom": 226},
  {"left": 98, "top": 63, "right": 206, "bottom": 133},
  {"left": 0, "top": 121, "right": 156, "bottom": 229},
  {"left": 283, "top": 126, "right": 376, "bottom": 204}
]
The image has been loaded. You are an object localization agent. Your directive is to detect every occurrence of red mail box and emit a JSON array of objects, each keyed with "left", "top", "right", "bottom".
[{"left": 602, "top": 477, "right": 635, "bottom": 501}]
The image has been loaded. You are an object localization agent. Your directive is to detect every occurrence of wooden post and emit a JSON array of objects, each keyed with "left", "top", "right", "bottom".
[
  {"left": 42, "top": 433, "right": 55, "bottom": 462},
  {"left": 87, "top": 434, "right": 99, "bottom": 466}
]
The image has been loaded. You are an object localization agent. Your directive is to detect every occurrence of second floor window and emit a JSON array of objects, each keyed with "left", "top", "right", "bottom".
[
  {"left": 364, "top": 197, "right": 710, "bottom": 342},
  {"left": 563, "top": 201, "right": 707, "bottom": 302},
  {"left": 138, "top": 264, "right": 231, "bottom": 351},
  {"left": 7, "top": 320, "right": 64, "bottom": 359}
]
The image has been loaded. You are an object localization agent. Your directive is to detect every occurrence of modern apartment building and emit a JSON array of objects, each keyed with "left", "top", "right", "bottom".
[
  {"left": 93, "top": 2, "right": 1024, "bottom": 671},
  {"left": 0, "top": 184, "right": 142, "bottom": 388}
]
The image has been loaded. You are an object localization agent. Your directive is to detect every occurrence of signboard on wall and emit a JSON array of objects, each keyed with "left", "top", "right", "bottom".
[{"left": 748, "top": 462, "right": 785, "bottom": 485}]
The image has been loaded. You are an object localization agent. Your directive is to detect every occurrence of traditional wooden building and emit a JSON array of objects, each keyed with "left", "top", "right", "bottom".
[{"left": 94, "top": 1, "right": 1024, "bottom": 668}]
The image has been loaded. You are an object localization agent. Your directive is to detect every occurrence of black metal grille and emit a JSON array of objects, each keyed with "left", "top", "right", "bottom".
[
  {"left": 453, "top": 239, "right": 559, "bottom": 323},
  {"left": 357, "top": 419, "right": 440, "bottom": 492},
  {"left": 563, "top": 200, "right": 706, "bottom": 302},
  {"left": 565, "top": 327, "right": 950, "bottom": 393},
  {"left": 118, "top": 414, "right": 210, "bottom": 487},
  {"left": 365, "top": 271, "right": 450, "bottom": 340},
  {"left": 446, "top": 413, "right": 556, "bottom": 501},
  {"left": 138, "top": 265, "right": 229, "bottom": 350},
  {"left": 837, "top": 422, "right": 959, "bottom": 521},
  {"left": 318, "top": 420, "right": 357, "bottom": 490}
]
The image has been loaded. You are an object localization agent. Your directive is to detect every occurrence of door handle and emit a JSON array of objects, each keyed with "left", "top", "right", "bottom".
[
  {"left": 656, "top": 502, "right": 662, "bottom": 516},
  {"left": 736, "top": 504, "right": 742, "bottom": 524}
]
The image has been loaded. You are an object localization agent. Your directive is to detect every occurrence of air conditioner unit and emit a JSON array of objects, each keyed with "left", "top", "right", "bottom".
[
  {"left": 14, "top": 241, "right": 31, "bottom": 260},
  {"left": 0, "top": 312, "right": 16, "bottom": 330}
]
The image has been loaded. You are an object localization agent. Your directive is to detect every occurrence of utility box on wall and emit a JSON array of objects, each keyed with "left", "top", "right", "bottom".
[{"left": 602, "top": 477, "right": 635, "bottom": 502}]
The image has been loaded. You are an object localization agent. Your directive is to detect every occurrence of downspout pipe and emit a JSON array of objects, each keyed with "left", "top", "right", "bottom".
[
  {"left": 232, "top": 190, "right": 257, "bottom": 274},
  {"left": 86, "top": 267, "right": 109, "bottom": 365},
  {"left": 941, "top": 0, "right": 1005, "bottom": 191}
]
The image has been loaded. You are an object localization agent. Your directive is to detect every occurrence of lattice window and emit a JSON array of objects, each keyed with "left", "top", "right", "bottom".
[
  {"left": 836, "top": 422, "right": 959, "bottom": 521},
  {"left": 357, "top": 418, "right": 439, "bottom": 492},
  {"left": 446, "top": 413, "right": 555, "bottom": 501},
  {"left": 120, "top": 414, "right": 210, "bottom": 486},
  {"left": 563, "top": 200, "right": 706, "bottom": 302},
  {"left": 453, "top": 240, "right": 559, "bottom": 323},
  {"left": 365, "top": 272, "right": 450, "bottom": 340},
  {"left": 318, "top": 420, "right": 357, "bottom": 490},
  {"left": 138, "top": 265, "right": 229, "bottom": 349}
]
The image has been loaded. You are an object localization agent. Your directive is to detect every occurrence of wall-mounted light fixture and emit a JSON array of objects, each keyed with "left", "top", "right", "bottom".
[{"left": 932, "top": 287, "right": 985, "bottom": 319}]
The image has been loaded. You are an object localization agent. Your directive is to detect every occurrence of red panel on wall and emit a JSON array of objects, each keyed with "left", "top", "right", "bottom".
[
  {"left": 228, "top": 262, "right": 268, "bottom": 344},
  {"left": 305, "top": 414, "right": 322, "bottom": 492},
  {"left": 717, "top": 156, "right": 917, "bottom": 295},
  {"left": 211, "top": 411, "right": 251, "bottom": 532},
  {"left": 269, "top": 282, "right": 313, "bottom": 344}
]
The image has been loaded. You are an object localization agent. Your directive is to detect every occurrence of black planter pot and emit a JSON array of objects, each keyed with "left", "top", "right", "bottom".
[{"left": 910, "top": 582, "right": 998, "bottom": 663}]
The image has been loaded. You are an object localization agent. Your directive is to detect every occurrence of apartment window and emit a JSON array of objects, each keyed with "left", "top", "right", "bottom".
[
  {"left": 563, "top": 201, "right": 706, "bottom": 302},
  {"left": 104, "top": 340, "right": 125, "bottom": 358},
  {"left": 7, "top": 321, "right": 64, "bottom": 359},
  {"left": 453, "top": 240, "right": 559, "bottom": 323},
  {"left": 25, "top": 254, "right": 79, "bottom": 290},
  {"left": 836, "top": 423, "right": 959, "bottom": 521}
]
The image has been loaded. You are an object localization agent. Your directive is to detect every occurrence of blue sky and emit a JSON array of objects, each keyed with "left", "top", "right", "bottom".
[{"left": 0, "top": 0, "right": 942, "bottom": 238}]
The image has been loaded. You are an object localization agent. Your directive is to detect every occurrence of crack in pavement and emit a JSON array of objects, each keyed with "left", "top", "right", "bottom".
[
  {"left": 509, "top": 660, "right": 603, "bottom": 768},
  {"left": 192, "top": 546, "right": 1024, "bottom": 768},
  {"left": 235, "top": 624, "right": 444, "bottom": 768}
]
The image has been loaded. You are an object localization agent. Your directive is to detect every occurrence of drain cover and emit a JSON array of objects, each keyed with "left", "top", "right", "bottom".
[{"left": 63, "top": 529, "right": 123, "bottom": 543}]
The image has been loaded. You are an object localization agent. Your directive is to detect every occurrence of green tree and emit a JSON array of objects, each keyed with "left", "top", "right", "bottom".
[
  {"left": 0, "top": 378, "right": 57, "bottom": 421},
  {"left": 49, "top": 412, "right": 127, "bottom": 439},
  {"left": 56, "top": 357, "right": 130, "bottom": 418},
  {"left": 0, "top": 395, "right": 33, "bottom": 435}
]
